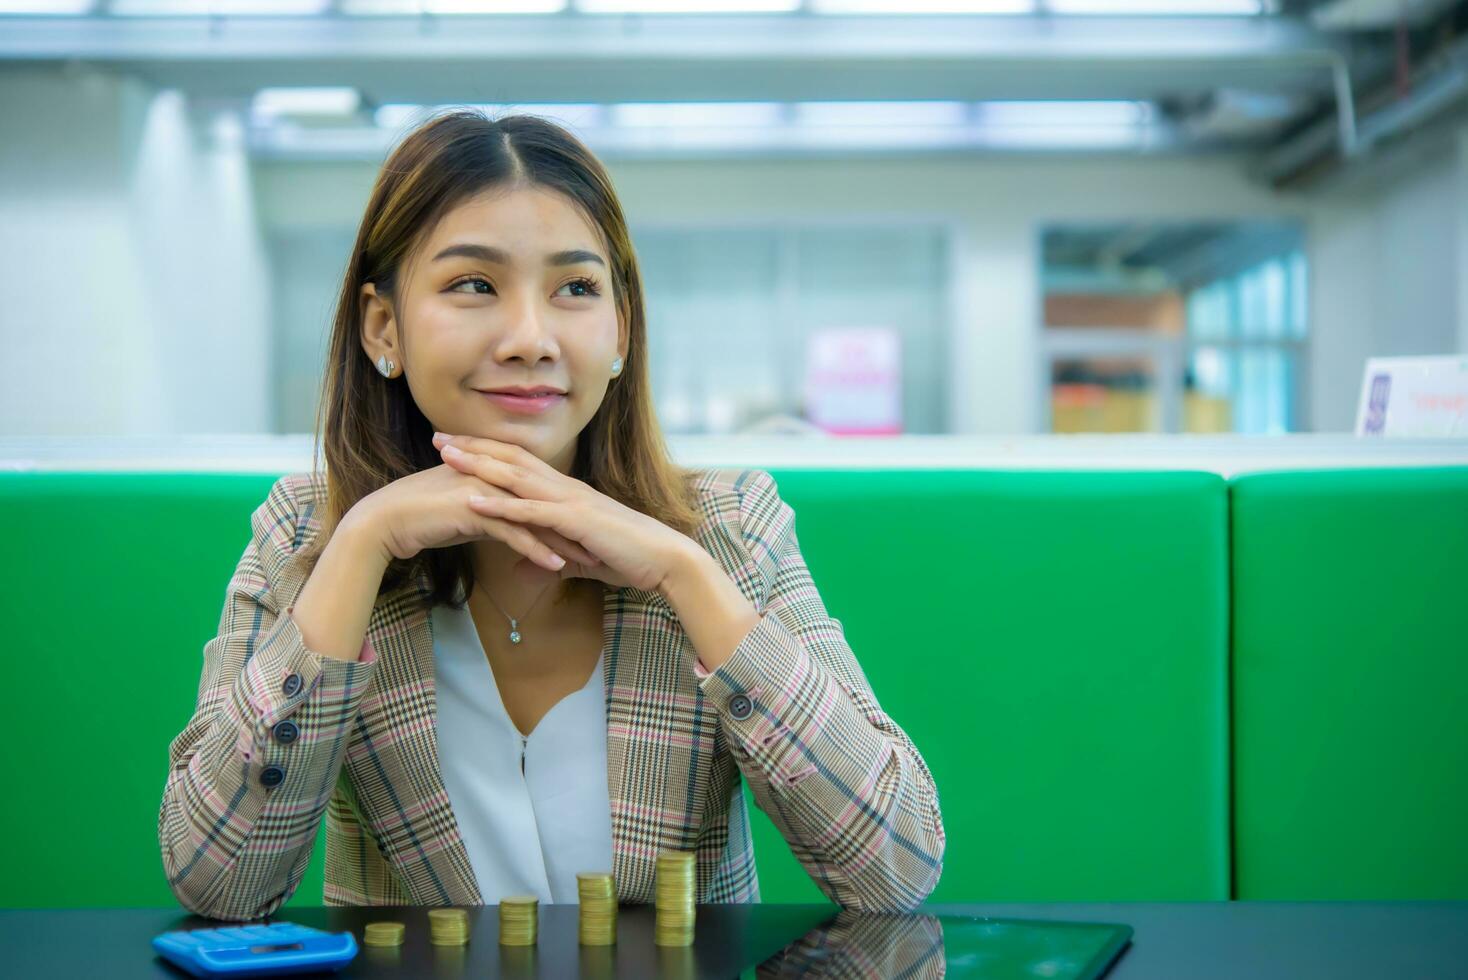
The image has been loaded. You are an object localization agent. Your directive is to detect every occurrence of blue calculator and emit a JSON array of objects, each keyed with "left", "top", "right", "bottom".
[{"left": 151, "top": 921, "right": 358, "bottom": 977}]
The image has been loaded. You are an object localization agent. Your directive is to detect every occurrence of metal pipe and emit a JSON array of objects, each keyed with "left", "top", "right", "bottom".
[{"left": 1330, "top": 51, "right": 1359, "bottom": 157}]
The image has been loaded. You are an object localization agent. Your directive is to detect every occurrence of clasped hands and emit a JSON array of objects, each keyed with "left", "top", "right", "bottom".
[{"left": 432, "top": 431, "right": 697, "bottom": 596}]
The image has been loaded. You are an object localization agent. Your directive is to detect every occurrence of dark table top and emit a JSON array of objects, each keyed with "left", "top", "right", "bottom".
[{"left": 3, "top": 900, "right": 1466, "bottom": 978}]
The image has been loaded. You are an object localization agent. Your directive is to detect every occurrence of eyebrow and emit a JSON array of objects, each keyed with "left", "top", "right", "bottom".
[{"left": 431, "top": 243, "right": 606, "bottom": 269}]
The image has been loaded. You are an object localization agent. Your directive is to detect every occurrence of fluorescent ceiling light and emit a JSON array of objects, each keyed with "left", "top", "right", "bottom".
[
  {"left": 973, "top": 100, "right": 1159, "bottom": 148},
  {"left": 470, "top": 102, "right": 604, "bottom": 128},
  {"left": 252, "top": 87, "right": 361, "bottom": 122},
  {"left": 976, "top": 100, "right": 1153, "bottom": 126},
  {"left": 232, "top": 0, "right": 331, "bottom": 10},
  {"left": 810, "top": 0, "right": 1035, "bottom": 13},
  {"left": 1043, "top": 0, "right": 1267, "bottom": 13},
  {"left": 975, "top": 127, "right": 1153, "bottom": 149},
  {"left": 610, "top": 102, "right": 784, "bottom": 127},
  {"left": 266, "top": 98, "right": 1178, "bottom": 156},
  {"left": 793, "top": 101, "right": 969, "bottom": 127},
  {"left": 375, "top": 102, "right": 603, "bottom": 129},
  {"left": 339, "top": 0, "right": 413, "bottom": 11},
  {"left": 423, "top": 0, "right": 567, "bottom": 11},
  {"left": 345, "top": 0, "right": 569, "bottom": 10},
  {"left": 0, "top": 1, "right": 96, "bottom": 13},
  {"left": 111, "top": 0, "right": 330, "bottom": 13},
  {"left": 578, "top": 0, "right": 799, "bottom": 10},
  {"left": 374, "top": 103, "right": 430, "bottom": 129}
]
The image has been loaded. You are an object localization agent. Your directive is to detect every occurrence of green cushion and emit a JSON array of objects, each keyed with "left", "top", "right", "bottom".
[
  {"left": 1, "top": 467, "right": 1230, "bottom": 908},
  {"left": 0, "top": 472, "right": 327, "bottom": 911},
  {"left": 1230, "top": 466, "right": 1468, "bottom": 900},
  {"left": 750, "top": 469, "right": 1230, "bottom": 902}
]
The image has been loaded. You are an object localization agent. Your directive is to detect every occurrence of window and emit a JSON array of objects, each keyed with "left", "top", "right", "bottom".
[
  {"left": 634, "top": 223, "right": 951, "bottom": 434},
  {"left": 1041, "top": 222, "right": 1308, "bottom": 434},
  {"left": 1185, "top": 248, "right": 1308, "bottom": 434}
]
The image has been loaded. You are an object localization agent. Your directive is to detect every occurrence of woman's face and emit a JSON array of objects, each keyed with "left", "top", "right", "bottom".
[{"left": 361, "top": 184, "right": 626, "bottom": 474}]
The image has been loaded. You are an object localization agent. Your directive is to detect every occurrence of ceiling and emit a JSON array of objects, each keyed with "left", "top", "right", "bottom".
[
  {"left": 1, "top": 0, "right": 1465, "bottom": 180},
  {"left": 1043, "top": 220, "right": 1306, "bottom": 290}
]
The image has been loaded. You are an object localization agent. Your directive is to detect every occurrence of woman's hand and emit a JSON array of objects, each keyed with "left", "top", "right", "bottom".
[
  {"left": 432, "top": 431, "right": 699, "bottom": 594},
  {"left": 345, "top": 457, "right": 605, "bottom": 573}
]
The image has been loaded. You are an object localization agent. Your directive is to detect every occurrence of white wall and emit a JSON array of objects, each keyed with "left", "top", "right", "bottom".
[
  {"left": 129, "top": 86, "right": 274, "bottom": 434},
  {"left": 0, "top": 68, "right": 158, "bottom": 434},
  {"left": 1458, "top": 127, "right": 1468, "bottom": 358},
  {"left": 0, "top": 65, "right": 271, "bottom": 437},
  {"left": 1307, "top": 132, "right": 1466, "bottom": 432}
]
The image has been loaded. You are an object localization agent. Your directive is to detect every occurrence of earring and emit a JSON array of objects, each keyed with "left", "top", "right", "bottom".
[
  {"left": 376, "top": 354, "right": 395, "bottom": 378},
  {"left": 610, "top": 356, "right": 623, "bottom": 377}
]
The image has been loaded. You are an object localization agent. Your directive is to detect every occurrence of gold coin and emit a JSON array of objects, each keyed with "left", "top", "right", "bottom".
[
  {"left": 577, "top": 872, "right": 618, "bottom": 946},
  {"left": 498, "top": 895, "right": 539, "bottom": 947},
  {"left": 427, "top": 907, "right": 470, "bottom": 946},
  {"left": 363, "top": 921, "right": 405, "bottom": 947},
  {"left": 653, "top": 851, "right": 696, "bottom": 946}
]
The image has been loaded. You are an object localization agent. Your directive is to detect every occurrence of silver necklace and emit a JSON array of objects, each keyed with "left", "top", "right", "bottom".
[{"left": 474, "top": 577, "right": 556, "bottom": 645}]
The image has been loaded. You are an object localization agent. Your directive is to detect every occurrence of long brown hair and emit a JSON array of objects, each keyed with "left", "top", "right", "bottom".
[{"left": 299, "top": 108, "right": 702, "bottom": 610}]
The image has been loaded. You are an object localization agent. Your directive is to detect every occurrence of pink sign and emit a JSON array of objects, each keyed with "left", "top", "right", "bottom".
[{"left": 804, "top": 328, "right": 903, "bottom": 436}]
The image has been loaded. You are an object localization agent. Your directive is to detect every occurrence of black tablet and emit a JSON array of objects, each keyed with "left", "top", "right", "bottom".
[{"left": 937, "top": 914, "right": 1133, "bottom": 979}]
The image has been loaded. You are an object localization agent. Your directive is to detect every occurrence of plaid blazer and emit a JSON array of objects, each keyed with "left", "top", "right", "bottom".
[{"left": 159, "top": 466, "right": 945, "bottom": 922}]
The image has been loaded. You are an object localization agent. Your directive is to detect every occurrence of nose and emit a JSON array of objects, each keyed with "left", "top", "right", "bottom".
[{"left": 493, "top": 287, "right": 561, "bottom": 365}]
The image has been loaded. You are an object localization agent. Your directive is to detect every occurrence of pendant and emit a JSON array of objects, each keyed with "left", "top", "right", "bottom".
[{"left": 509, "top": 618, "right": 522, "bottom": 644}]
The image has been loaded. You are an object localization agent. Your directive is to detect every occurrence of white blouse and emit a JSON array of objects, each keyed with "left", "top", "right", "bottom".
[{"left": 430, "top": 600, "right": 614, "bottom": 905}]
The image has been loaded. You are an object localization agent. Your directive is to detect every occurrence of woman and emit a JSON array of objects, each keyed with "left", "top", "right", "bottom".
[{"left": 158, "top": 110, "right": 944, "bottom": 923}]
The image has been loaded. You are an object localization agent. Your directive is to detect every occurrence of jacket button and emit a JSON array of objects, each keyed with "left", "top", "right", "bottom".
[
  {"left": 272, "top": 720, "right": 299, "bottom": 744},
  {"left": 728, "top": 694, "right": 754, "bottom": 720},
  {"left": 282, "top": 673, "right": 302, "bottom": 697},
  {"left": 259, "top": 765, "right": 286, "bottom": 789}
]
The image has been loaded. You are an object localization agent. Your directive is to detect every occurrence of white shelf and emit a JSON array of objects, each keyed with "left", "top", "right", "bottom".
[{"left": 3, "top": 433, "right": 1467, "bottom": 478}]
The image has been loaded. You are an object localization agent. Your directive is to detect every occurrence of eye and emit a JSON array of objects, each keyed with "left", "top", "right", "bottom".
[
  {"left": 446, "top": 275, "right": 603, "bottom": 298},
  {"left": 448, "top": 276, "right": 493, "bottom": 295},
  {"left": 558, "top": 276, "right": 603, "bottom": 299}
]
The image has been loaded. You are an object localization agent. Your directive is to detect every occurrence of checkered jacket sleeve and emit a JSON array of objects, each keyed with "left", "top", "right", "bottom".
[
  {"left": 694, "top": 469, "right": 946, "bottom": 912},
  {"left": 158, "top": 475, "right": 380, "bottom": 921},
  {"left": 756, "top": 908, "right": 946, "bottom": 978}
]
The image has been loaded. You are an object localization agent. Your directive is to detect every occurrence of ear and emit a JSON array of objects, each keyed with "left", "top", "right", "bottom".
[{"left": 359, "top": 281, "right": 399, "bottom": 366}]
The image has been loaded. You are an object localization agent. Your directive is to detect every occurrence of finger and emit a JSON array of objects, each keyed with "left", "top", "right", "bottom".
[
  {"left": 536, "top": 528, "right": 601, "bottom": 567},
  {"left": 442, "top": 445, "right": 555, "bottom": 500},
  {"left": 438, "top": 437, "right": 567, "bottom": 497},
  {"left": 520, "top": 554, "right": 609, "bottom": 588},
  {"left": 467, "top": 493, "right": 571, "bottom": 535},
  {"left": 480, "top": 514, "right": 566, "bottom": 571},
  {"left": 436, "top": 432, "right": 552, "bottom": 477}
]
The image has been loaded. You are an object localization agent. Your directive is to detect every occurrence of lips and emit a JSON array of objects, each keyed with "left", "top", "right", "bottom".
[
  {"left": 477, "top": 389, "right": 566, "bottom": 416},
  {"left": 480, "top": 387, "right": 565, "bottom": 396}
]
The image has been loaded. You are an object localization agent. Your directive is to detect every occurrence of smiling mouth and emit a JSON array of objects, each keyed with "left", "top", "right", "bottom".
[{"left": 477, "top": 390, "right": 567, "bottom": 415}]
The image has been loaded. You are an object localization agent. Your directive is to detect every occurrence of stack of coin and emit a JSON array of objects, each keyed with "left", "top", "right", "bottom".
[
  {"left": 427, "top": 908, "right": 470, "bottom": 946},
  {"left": 498, "top": 894, "right": 539, "bottom": 946},
  {"left": 653, "top": 850, "right": 695, "bottom": 947},
  {"left": 362, "top": 921, "right": 404, "bottom": 948},
  {"left": 576, "top": 871, "right": 618, "bottom": 945}
]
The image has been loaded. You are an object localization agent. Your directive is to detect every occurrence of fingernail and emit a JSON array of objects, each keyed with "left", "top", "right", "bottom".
[
  {"left": 549, "top": 554, "right": 566, "bottom": 569},
  {"left": 443, "top": 444, "right": 462, "bottom": 456},
  {"left": 432, "top": 431, "right": 448, "bottom": 443}
]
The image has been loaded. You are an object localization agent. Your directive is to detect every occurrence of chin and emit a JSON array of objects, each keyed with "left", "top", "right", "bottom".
[{"left": 498, "top": 429, "right": 561, "bottom": 461}]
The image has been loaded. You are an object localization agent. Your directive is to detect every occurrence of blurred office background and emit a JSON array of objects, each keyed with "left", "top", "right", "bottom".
[{"left": 2, "top": 0, "right": 1466, "bottom": 440}]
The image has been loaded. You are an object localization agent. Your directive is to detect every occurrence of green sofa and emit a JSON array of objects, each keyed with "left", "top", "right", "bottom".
[
  {"left": 1230, "top": 467, "right": 1468, "bottom": 900},
  {"left": 1, "top": 465, "right": 1462, "bottom": 910}
]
